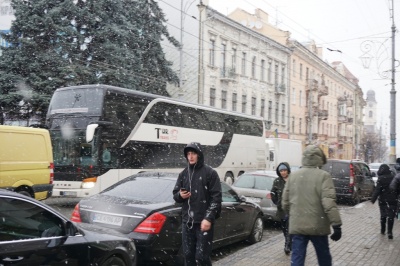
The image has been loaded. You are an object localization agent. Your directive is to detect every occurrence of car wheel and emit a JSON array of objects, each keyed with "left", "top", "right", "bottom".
[
  {"left": 247, "top": 215, "right": 263, "bottom": 244},
  {"left": 17, "top": 189, "right": 32, "bottom": 198},
  {"left": 224, "top": 173, "right": 234, "bottom": 185},
  {"left": 351, "top": 189, "right": 361, "bottom": 205},
  {"left": 101, "top": 256, "right": 126, "bottom": 266}
]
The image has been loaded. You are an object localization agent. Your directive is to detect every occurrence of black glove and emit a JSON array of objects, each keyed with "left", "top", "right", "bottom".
[{"left": 330, "top": 225, "right": 342, "bottom": 241}]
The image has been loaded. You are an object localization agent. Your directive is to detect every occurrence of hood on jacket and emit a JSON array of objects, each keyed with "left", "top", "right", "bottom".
[
  {"left": 378, "top": 163, "right": 391, "bottom": 176},
  {"left": 184, "top": 142, "right": 204, "bottom": 165},
  {"left": 301, "top": 145, "right": 327, "bottom": 168},
  {"left": 395, "top": 158, "right": 400, "bottom": 171},
  {"left": 276, "top": 162, "right": 291, "bottom": 177}
]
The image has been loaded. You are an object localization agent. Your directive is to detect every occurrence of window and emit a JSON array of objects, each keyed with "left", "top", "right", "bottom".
[
  {"left": 292, "top": 88, "right": 296, "bottom": 105},
  {"left": 281, "top": 65, "right": 285, "bottom": 86},
  {"left": 299, "top": 63, "right": 303, "bottom": 80},
  {"left": 232, "top": 48, "right": 237, "bottom": 72},
  {"left": 251, "top": 56, "right": 256, "bottom": 78},
  {"left": 299, "top": 118, "right": 302, "bottom": 134},
  {"left": 0, "top": 197, "right": 65, "bottom": 240},
  {"left": 241, "top": 52, "right": 246, "bottom": 75},
  {"left": 281, "top": 104, "right": 285, "bottom": 124},
  {"left": 221, "top": 90, "right": 227, "bottom": 109},
  {"left": 260, "top": 99, "right": 265, "bottom": 118},
  {"left": 268, "top": 101, "right": 272, "bottom": 121},
  {"left": 291, "top": 117, "right": 295, "bottom": 133},
  {"left": 261, "top": 59, "right": 265, "bottom": 81},
  {"left": 268, "top": 60, "right": 272, "bottom": 82},
  {"left": 242, "top": 95, "right": 247, "bottom": 113},
  {"left": 210, "top": 88, "right": 216, "bottom": 107},
  {"left": 251, "top": 97, "right": 256, "bottom": 115},
  {"left": 221, "top": 43, "right": 226, "bottom": 73},
  {"left": 232, "top": 93, "right": 237, "bottom": 111},
  {"left": 369, "top": 111, "right": 373, "bottom": 118},
  {"left": 275, "top": 102, "right": 279, "bottom": 123},
  {"left": 209, "top": 40, "right": 215, "bottom": 66},
  {"left": 292, "top": 59, "right": 296, "bottom": 77},
  {"left": 299, "top": 91, "right": 303, "bottom": 106},
  {"left": 274, "top": 63, "right": 279, "bottom": 90}
]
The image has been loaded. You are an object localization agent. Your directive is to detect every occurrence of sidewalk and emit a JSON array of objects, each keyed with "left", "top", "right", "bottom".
[{"left": 214, "top": 202, "right": 400, "bottom": 266}]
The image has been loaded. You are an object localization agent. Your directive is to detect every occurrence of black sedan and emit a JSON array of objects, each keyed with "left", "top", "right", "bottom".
[
  {"left": 0, "top": 189, "right": 137, "bottom": 266},
  {"left": 71, "top": 172, "right": 264, "bottom": 265}
]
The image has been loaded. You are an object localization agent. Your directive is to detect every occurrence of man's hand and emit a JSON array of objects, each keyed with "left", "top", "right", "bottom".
[
  {"left": 330, "top": 225, "right": 342, "bottom": 241},
  {"left": 201, "top": 219, "right": 211, "bottom": 232},
  {"left": 180, "top": 190, "right": 191, "bottom": 199}
]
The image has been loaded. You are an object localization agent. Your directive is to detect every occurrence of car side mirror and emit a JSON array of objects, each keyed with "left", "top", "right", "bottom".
[{"left": 240, "top": 195, "right": 247, "bottom": 202}]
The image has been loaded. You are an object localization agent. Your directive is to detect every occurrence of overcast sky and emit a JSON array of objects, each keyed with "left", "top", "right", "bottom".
[{"left": 210, "top": 0, "right": 399, "bottom": 155}]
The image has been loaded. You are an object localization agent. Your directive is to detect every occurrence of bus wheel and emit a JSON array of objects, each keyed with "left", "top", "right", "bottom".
[{"left": 224, "top": 173, "right": 234, "bottom": 185}]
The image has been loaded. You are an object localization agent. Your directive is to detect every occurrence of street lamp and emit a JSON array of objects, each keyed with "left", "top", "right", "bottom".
[{"left": 359, "top": 0, "right": 396, "bottom": 163}]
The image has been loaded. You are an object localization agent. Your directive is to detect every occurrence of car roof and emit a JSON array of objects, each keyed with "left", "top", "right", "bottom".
[{"left": 243, "top": 170, "right": 278, "bottom": 176}]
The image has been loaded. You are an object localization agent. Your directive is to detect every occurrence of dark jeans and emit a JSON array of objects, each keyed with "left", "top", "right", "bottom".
[
  {"left": 379, "top": 204, "right": 397, "bottom": 234},
  {"left": 291, "top": 234, "right": 332, "bottom": 266},
  {"left": 182, "top": 222, "right": 214, "bottom": 266},
  {"left": 281, "top": 218, "right": 291, "bottom": 246}
]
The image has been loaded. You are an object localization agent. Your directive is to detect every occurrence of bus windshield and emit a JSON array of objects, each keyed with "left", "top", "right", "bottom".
[
  {"left": 47, "top": 87, "right": 104, "bottom": 116},
  {"left": 51, "top": 130, "right": 99, "bottom": 167}
]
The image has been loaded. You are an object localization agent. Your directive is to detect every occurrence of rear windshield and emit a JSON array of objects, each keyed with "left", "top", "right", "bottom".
[
  {"left": 234, "top": 174, "right": 275, "bottom": 190},
  {"left": 102, "top": 176, "right": 176, "bottom": 203},
  {"left": 47, "top": 88, "right": 105, "bottom": 116}
]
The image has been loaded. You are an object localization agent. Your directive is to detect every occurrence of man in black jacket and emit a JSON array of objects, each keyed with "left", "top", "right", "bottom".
[{"left": 173, "top": 142, "right": 222, "bottom": 265}]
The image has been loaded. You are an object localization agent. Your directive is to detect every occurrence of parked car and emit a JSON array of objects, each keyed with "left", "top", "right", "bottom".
[
  {"left": 368, "top": 162, "right": 382, "bottom": 185},
  {"left": 0, "top": 189, "right": 137, "bottom": 266},
  {"left": 70, "top": 172, "right": 264, "bottom": 265},
  {"left": 321, "top": 159, "right": 375, "bottom": 205},
  {"left": 231, "top": 170, "right": 279, "bottom": 222}
]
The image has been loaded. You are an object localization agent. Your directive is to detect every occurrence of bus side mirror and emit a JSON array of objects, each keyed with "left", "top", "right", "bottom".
[{"left": 86, "top": 124, "right": 99, "bottom": 143}]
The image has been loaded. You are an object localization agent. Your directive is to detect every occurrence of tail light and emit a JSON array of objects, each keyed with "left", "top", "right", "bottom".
[
  {"left": 49, "top": 162, "right": 54, "bottom": 184},
  {"left": 134, "top": 212, "right": 167, "bottom": 234},
  {"left": 266, "top": 192, "right": 272, "bottom": 199},
  {"left": 71, "top": 203, "right": 82, "bottom": 222},
  {"left": 349, "top": 163, "right": 355, "bottom": 192}
]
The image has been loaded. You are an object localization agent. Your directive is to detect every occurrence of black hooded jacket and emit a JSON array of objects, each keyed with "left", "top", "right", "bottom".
[
  {"left": 372, "top": 164, "right": 397, "bottom": 205},
  {"left": 173, "top": 142, "right": 222, "bottom": 224},
  {"left": 390, "top": 158, "right": 400, "bottom": 194},
  {"left": 271, "top": 162, "right": 291, "bottom": 219}
]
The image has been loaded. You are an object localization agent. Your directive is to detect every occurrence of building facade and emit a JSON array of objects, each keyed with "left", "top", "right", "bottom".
[{"left": 198, "top": 4, "right": 291, "bottom": 137}]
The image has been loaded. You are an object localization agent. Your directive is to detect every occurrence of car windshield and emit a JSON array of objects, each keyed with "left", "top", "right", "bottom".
[
  {"left": 234, "top": 174, "right": 275, "bottom": 190},
  {"left": 369, "top": 163, "right": 382, "bottom": 169},
  {"left": 101, "top": 176, "right": 176, "bottom": 203}
]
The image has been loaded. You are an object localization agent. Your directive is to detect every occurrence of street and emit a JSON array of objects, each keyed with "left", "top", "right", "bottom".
[{"left": 43, "top": 197, "right": 350, "bottom": 263}]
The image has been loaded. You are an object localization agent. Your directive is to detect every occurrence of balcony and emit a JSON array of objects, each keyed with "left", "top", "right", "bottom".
[
  {"left": 319, "top": 85, "right": 329, "bottom": 97},
  {"left": 220, "top": 67, "right": 237, "bottom": 82},
  {"left": 275, "top": 84, "right": 286, "bottom": 95},
  {"left": 338, "top": 115, "right": 347, "bottom": 123},
  {"left": 318, "top": 110, "right": 328, "bottom": 120},
  {"left": 307, "top": 78, "right": 318, "bottom": 91}
]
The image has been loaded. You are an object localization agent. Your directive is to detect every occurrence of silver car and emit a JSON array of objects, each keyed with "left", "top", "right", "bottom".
[
  {"left": 368, "top": 163, "right": 382, "bottom": 185},
  {"left": 232, "top": 170, "right": 279, "bottom": 222}
]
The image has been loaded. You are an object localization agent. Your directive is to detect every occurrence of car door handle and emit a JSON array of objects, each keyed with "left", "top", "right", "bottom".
[{"left": 3, "top": 256, "right": 24, "bottom": 262}]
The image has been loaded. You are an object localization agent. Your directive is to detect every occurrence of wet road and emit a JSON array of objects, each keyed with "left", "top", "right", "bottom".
[{"left": 44, "top": 197, "right": 350, "bottom": 263}]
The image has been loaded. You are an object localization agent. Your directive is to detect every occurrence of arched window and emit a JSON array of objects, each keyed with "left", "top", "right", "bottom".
[{"left": 369, "top": 111, "right": 373, "bottom": 118}]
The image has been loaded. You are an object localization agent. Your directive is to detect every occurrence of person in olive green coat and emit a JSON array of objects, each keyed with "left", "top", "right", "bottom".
[
  {"left": 282, "top": 145, "right": 342, "bottom": 266},
  {"left": 271, "top": 162, "right": 291, "bottom": 255}
]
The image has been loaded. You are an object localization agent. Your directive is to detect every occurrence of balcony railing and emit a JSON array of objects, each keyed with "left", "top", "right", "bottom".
[{"left": 220, "top": 67, "right": 237, "bottom": 81}]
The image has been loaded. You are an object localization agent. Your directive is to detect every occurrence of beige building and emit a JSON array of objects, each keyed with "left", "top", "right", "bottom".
[
  {"left": 198, "top": 4, "right": 291, "bottom": 137},
  {"left": 228, "top": 8, "right": 366, "bottom": 159}
]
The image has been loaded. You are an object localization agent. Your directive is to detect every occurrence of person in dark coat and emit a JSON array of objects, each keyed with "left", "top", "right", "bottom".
[
  {"left": 271, "top": 162, "right": 292, "bottom": 255},
  {"left": 389, "top": 157, "right": 400, "bottom": 194},
  {"left": 173, "top": 142, "right": 222, "bottom": 265},
  {"left": 371, "top": 163, "right": 398, "bottom": 239}
]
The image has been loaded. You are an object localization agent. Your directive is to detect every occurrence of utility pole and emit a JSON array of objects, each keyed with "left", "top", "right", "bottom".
[{"left": 389, "top": 0, "right": 397, "bottom": 163}]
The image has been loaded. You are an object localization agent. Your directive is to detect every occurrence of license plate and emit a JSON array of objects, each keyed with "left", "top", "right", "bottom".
[
  {"left": 60, "top": 191, "right": 77, "bottom": 197},
  {"left": 93, "top": 213, "right": 123, "bottom": 226},
  {"left": 246, "top": 197, "right": 261, "bottom": 203}
]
